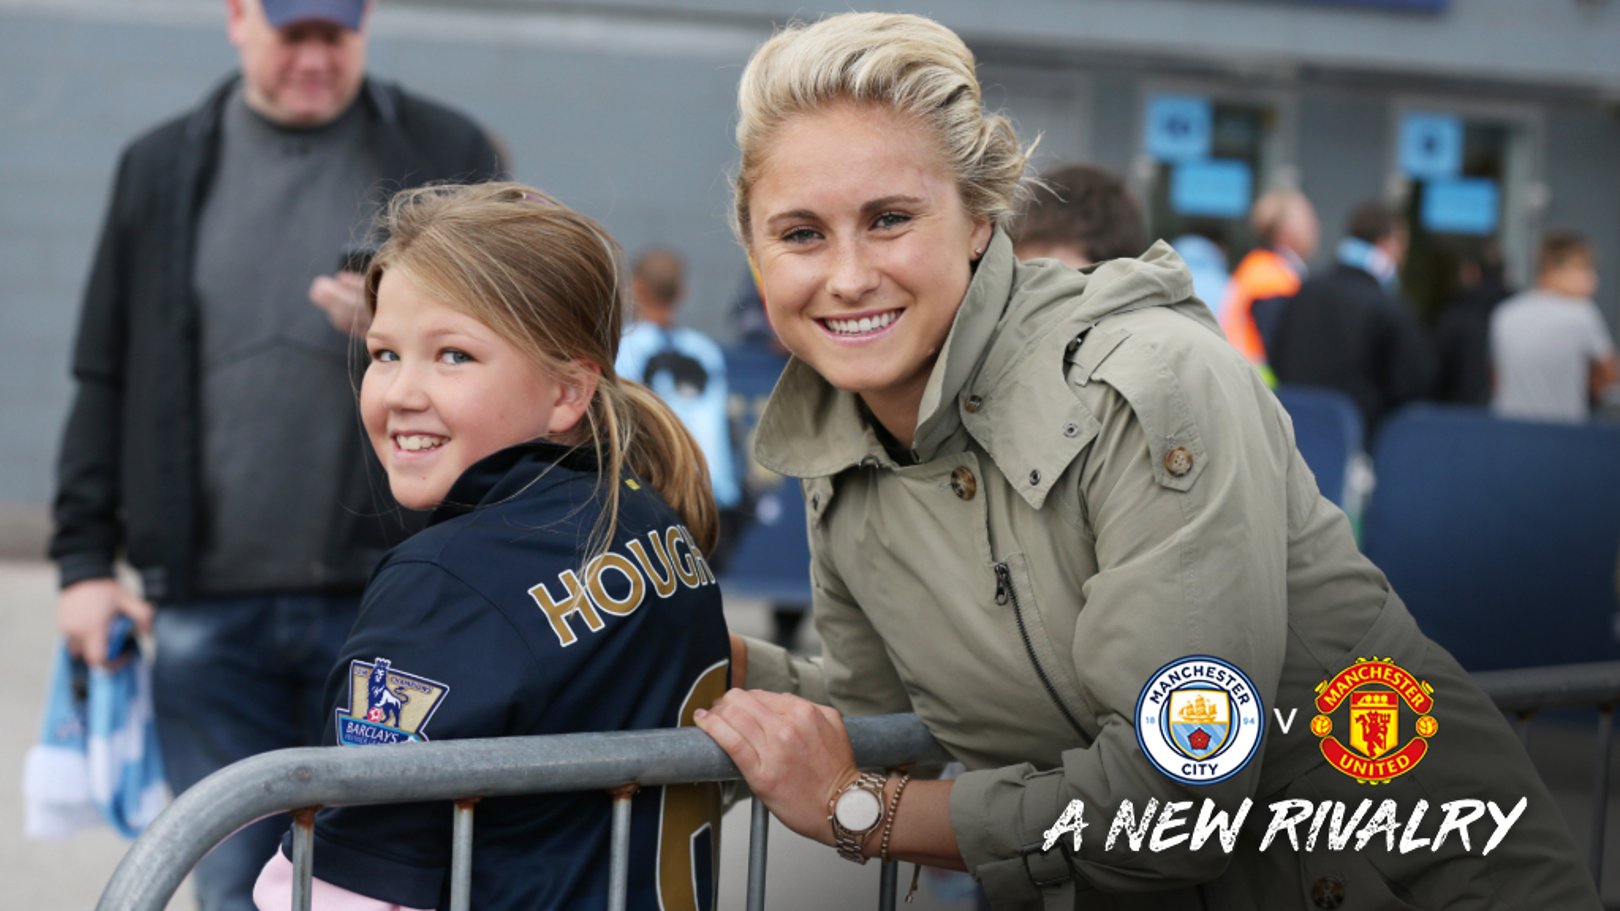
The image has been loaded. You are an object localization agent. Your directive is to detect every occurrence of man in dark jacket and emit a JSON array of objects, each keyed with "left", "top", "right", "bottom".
[
  {"left": 49, "top": 1, "right": 501, "bottom": 907},
  {"left": 1270, "top": 202, "right": 1434, "bottom": 439}
]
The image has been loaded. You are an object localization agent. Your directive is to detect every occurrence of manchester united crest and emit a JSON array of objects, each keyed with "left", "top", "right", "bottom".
[{"left": 1311, "top": 657, "right": 1437, "bottom": 784}]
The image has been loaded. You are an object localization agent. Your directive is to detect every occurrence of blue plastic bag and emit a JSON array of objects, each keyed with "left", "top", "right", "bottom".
[{"left": 23, "top": 616, "right": 167, "bottom": 839}]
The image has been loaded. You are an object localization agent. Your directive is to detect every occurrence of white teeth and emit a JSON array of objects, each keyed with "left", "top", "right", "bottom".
[
  {"left": 396, "top": 434, "right": 445, "bottom": 452},
  {"left": 825, "top": 311, "right": 898, "bottom": 335}
]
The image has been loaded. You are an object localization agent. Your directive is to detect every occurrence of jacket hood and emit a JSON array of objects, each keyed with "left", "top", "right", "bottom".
[{"left": 755, "top": 227, "right": 1204, "bottom": 480}]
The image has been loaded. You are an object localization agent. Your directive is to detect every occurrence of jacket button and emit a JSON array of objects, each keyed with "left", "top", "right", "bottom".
[
  {"left": 1310, "top": 876, "right": 1345, "bottom": 909},
  {"left": 1063, "top": 422, "right": 1080, "bottom": 438},
  {"left": 1028, "top": 469, "right": 1042, "bottom": 486},
  {"left": 963, "top": 394, "right": 983, "bottom": 414},
  {"left": 811, "top": 494, "right": 820, "bottom": 510},
  {"left": 1163, "top": 446, "right": 1194, "bottom": 477},
  {"left": 950, "top": 467, "right": 977, "bottom": 501}
]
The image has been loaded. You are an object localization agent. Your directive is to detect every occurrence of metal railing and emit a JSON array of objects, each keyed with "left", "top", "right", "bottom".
[
  {"left": 96, "top": 714, "right": 949, "bottom": 911},
  {"left": 1473, "top": 661, "right": 1620, "bottom": 885},
  {"left": 97, "top": 663, "right": 1620, "bottom": 910}
]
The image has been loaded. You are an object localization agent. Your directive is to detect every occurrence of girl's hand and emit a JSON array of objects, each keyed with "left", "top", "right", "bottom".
[{"left": 695, "top": 689, "right": 858, "bottom": 844}]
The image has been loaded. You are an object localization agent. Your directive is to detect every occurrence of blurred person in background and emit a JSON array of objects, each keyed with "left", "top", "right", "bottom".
[
  {"left": 1490, "top": 230, "right": 1618, "bottom": 423},
  {"left": 1171, "top": 222, "right": 1231, "bottom": 321},
  {"left": 1270, "top": 201, "right": 1434, "bottom": 440},
  {"left": 48, "top": 1, "right": 500, "bottom": 907},
  {"left": 1007, "top": 162, "right": 1146, "bottom": 268},
  {"left": 616, "top": 247, "right": 745, "bottom": 567},
  {"left": 1432, "top": 241, "right": 1513, "bottom": 406},
  {"left": 1221, "top": 187, "right": 1319, "bottom": 375}
]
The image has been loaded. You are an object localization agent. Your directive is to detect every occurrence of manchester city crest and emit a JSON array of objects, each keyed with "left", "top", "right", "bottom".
[
  {"left": 335, "top": 657, "right": 450, "bottom": 746},
  {"left": 1135, "top": 655, "right": 1263, "bottom": 785}
]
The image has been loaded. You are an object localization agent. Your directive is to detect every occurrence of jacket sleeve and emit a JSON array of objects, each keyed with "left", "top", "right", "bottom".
[
  {"left": 951, "top": 331, "right": 1293, "bottom": 902},
  {"left": 49, "top": 148, "right": 137, "bottom": 587}
]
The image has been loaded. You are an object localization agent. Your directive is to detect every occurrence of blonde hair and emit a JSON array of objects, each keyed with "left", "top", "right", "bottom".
[
  {"left": 364, "top": 182, "right": 719, "bottom": 555},
  {"left": 1250, "top": 189, "right": 1310, "bottom": 246},
  {"left": 731, "top": 12, "right": 1034, "bottom": 243}
]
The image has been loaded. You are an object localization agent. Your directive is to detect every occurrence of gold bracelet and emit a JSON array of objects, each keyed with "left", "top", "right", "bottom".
[{"left": 879, "top": 771, "right": 911, "bottom": 863}]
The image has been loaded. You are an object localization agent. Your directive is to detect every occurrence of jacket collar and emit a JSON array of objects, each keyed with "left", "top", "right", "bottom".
[
  {"left": 429, "top": 440, "right": 599, "bottom": 525},
  {"left": 754, "top": 231, "right": 1199, "bottom": 498}
]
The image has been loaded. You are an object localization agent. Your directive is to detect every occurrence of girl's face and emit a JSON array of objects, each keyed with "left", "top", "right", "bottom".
[
  {"left": 746, "top": 102, "right": 991, "bottom": 425},
  {"left": 361, "top": 266, "right": 590, "bottom": 510}
]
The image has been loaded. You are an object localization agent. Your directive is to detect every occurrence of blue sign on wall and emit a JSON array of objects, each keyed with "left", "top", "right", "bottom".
[
  {"left": 1146, "top": 95, "right": 1213, "bottom": 163},
  {"left": 1422, "top": 178, "right": 1499, "bottom": 236},
  {"left": 1171, "top": 159, "right": 1253, "bottom": 219},
  {"left": 1399, "top": 113, "right": 1463, "bottom": 180}
]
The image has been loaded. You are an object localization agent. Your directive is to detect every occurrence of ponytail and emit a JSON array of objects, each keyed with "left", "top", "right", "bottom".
[{"left": 590, "top": 378, "right": 720, "bottom": 558}]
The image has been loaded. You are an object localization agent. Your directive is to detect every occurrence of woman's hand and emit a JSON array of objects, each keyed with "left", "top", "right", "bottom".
[{"left": 695, "top": 689, "right": 858, "bottom": 844}]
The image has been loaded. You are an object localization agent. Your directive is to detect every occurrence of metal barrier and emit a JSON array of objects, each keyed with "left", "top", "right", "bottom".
[
  {"left": 1473, "top": 661, "right": 1620, "bottom": 886},
  {"left": 98, "top": 664, "right": 1620, "bottom": 910},
  {"left": 96, "top": 714, "right": 948, "bottom": 911}
]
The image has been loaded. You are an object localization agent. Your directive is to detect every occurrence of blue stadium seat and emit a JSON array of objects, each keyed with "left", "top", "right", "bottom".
[
  {"left": 1361, "top": 405, "right": 1620, "bottom": 670},
  {"left": 1274, "top": 384, "right": 1363, "bottom": 509},
  {"left": 717, "top": 347, "right": 813, "bottom": 603}
]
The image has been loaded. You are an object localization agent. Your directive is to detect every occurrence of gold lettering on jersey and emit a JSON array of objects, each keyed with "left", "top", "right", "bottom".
[
  {"left": 528, "top": 525, "right": 714, "bottom": 648},
  {"left": 667, "top": 527, "right": 703, "bottom": 588},
  {"left": 657, "top": 659, "right": 729, "bottom": 911},
  {"left": 627, "top": 536, "right": 679, "bottom": 598},
  {"left": 587, "top": 552, "right": 646, "bottom": 617},
  {"left": 679, "top": 525, "right": 717, "bottom": 586},
  {"left": 528, "top": 569, "right": 605, "bottom": 648}
]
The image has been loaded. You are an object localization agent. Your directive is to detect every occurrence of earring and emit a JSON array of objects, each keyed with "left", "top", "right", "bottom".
[{"left": 974, "top": 246, "right": 984, "bottom": 257}]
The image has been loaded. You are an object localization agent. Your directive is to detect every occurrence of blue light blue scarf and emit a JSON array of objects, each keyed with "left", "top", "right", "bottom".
[{"left": 24, "top": 617, "right": 167, "bottom": 838}]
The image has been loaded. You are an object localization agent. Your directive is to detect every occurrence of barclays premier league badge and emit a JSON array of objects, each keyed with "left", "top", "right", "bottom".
[
  {"left": 335, "top": 657, "right": 450, "bottom": 746},
  {"left": 1135, "top": 655, "right": 1263, "bottom": 785}
]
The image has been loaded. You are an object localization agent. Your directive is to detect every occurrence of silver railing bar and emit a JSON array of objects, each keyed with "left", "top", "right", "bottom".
[
  {"left": 879, "top": 859, "right": 898, "bottom": 911},
  {"left": 290, "top": 807, "right": 314, "bottom": 911},
  {"left": 1590, "top": 708, "right": 1615, "bottom": 884},
  {"left": 746, "top": 797, "right": 770, "bottom": 911},
  {"left": 449, "top": 799, "right": 477, "bottom": 911},
  {"left": 98, "top": 715, "right": 946, "bottom": 911},
  {"left": 607, "top": 785, "right": 638, "bottom": 911}
]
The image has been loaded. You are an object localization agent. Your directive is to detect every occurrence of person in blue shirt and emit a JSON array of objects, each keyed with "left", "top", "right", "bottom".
[
  {"left": 253, "top": 182, "right": 730, "bottom": 911},
  {"left": 616, "top": 248, "right": 745, "bottom": 568}
]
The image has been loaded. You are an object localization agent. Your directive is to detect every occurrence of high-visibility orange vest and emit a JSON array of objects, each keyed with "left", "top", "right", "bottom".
[{"left": 1220, "top": 248, "right": 1302, "bottom": 366}]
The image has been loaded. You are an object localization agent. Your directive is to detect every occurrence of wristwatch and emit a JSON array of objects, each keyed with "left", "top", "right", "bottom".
[{"left": 828, "top": 771, "right": 887, "bottom": 863}]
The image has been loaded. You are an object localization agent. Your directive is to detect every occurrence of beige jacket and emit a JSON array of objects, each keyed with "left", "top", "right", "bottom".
[{"left": 744, "top": 231, "right": 1596, "bottom": 909}]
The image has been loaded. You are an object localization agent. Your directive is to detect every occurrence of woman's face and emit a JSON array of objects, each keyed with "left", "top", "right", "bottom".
[{"left": 747, "top": 103, "right": 991, "bottom": 422}]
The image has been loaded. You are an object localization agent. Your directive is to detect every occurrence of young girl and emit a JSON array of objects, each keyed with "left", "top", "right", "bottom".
[{"left": 253, "top": 182, "right": 730, "bottom": 911}]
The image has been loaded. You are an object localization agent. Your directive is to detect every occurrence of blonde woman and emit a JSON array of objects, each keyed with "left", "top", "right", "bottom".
[{"left": 694, "top": 12, "right": 1597, "bottom": 909}]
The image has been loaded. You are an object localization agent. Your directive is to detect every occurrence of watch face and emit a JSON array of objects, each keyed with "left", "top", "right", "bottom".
[{"left": 835, "top": 787, "right": 883, "bottom": 831}]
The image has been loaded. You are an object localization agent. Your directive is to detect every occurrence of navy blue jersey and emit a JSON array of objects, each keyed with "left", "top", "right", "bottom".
[{"left": 287, "top": 442, "right": 730, "bottom": 910}]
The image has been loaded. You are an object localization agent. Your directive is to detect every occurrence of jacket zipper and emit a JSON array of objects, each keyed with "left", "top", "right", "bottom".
[{"left": 995, "top": 562, "right": 1088, "bottom": 741}]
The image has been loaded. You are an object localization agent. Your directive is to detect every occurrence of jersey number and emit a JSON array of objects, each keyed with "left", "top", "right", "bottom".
[{"left": 657, "top": 659, "right": 729, "bottom": 911}]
